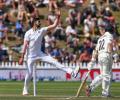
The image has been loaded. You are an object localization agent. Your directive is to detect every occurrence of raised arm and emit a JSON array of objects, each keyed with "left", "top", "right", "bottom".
[{"left": 47, "top": 10, "right": 61, "bottom": 31}]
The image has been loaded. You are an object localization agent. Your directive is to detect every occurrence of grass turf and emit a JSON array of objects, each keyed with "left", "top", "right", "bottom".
[{"left": 0, "top": 81, "right": 119, "bottom": 100}]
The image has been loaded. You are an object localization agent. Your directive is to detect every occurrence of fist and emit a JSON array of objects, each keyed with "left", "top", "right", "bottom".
[{"left": 87, "top": 61, "right": 95, "bottom": 71}]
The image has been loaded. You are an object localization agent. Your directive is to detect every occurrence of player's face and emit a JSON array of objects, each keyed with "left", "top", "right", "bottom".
[
  {"left": 99, "top": 27, "right": 105, "bottom": 35},
  {"left": 35, "top": 20, "right": 41, "bottom": 28}
]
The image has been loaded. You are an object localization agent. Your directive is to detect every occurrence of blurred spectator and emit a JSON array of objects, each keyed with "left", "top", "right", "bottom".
[
  {"left": 50, "top": 47, "right": 61, "bottom": 61},
  {"left": 89, "top": 0, "right": 98, "bottom": 17},
  {"left": 0, "top": 9, "right": 4, "bottom": 20},
  {"left": 72, "top": 34, "right": 79, "bottom": 53},
  {"left": 98, "top": 0, "right": 105, "bottom": 13},
  {"left": 79, "top": 49, "right": 91, "bottom": 66},
  {"left": 48, "top": 0, "right": 58, "bottom": 12},
  {"left": 84, "top": 37, "right": 94, "bottom": 54},
  {"left": 10, "top": 0, "right": 18, "bottom": 18},
  {"left": 0, "top": 0, "right": 10, "bottom": 23},
  {"left": 0, "top": 0, "right": 5, "bottom": 8},
  {"left": 64, "top": 0, "right": 77, "bottom": 8},
  {"left": 66, "top": 9, "right": 77, "bottom": 27},
  {"left": 61, "top": 50, "right": 71, "bottom": 63},
  {"left": 53, "top": 21, "right": 65, "bottom": 40},
  {"left": 44, "top": 32, "right": 56, "bottom": 49},
  {"left": 66, "top": 33, "right": 79, "bottom": 52},
  {"left": 79, "top": 36, "right": 94, "bottom": 55},
  {"left": 103, "top": 7, "right": 112, "bottom": 18},
  {"left": 65, "top": 22, "right": 78, "bottom": 49},
  {"left": 65, "top": 22, "right": 77, "bottom": 36},
  {"left": 109, "top": 0, "right": 120, "bottom": 11},
  {"left": 47, "top": 10, "right": 56, "bottom": 25},
  {"left": 36, "top": 0, "right": 47, "bottom": 7},
  {"left": 80, "top": 7, "right": 91, "bottom": 24},
  {"left": 97, "top": 16, "right": 104, "bottom": 27},
  {"left": 28, "top": 16, "right": 34, "bottom": 28},
  {"left": 100, "top": 7, "right": 119, "bottom": 37},
  {"left": 64, "top": 0, "right": 83, "bottom": 25},
  {"left": 0, "top": 20, "right": 8, "bottom": 41},
  {"left": 17, "top": 0, "right": 28, "bottom": 27},
  {"left": 116, "top": 0, "right": 120, "bottom": 9},
  {"left": 0, "top": 40, "right": 9, "bottom": 61},
  {"left": 58, "top": 48, "right": 75, "bottom": 63},
  {"left": 83, "top": 14, "right": 95, "bottom": 36},
  {"left": 0, "top": 0, "right": 7, "bottom": 14},
  {"left": 66, "top": 51, "right": 78, "bottom": 63},
  {"left": 72, "top": 51, "right": 78, "bottom": 63},
  {"left": 104, "top": 16, "right": 119, "bottom": 37},
  {"left": 12, "top": 0, "right": 18, "bottom": 8},
  {"left": 26, "top": 0, "right": 40, "bottom": 18},
  {"left": 14, "top": 20, "right": 24, "bottom": 39},
  {"left": 42, "top": 0, "right": 49, "bottom": 5}
]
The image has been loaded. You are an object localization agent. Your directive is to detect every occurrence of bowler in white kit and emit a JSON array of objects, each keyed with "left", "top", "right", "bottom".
[{"left": 18, "top": 10, "right": 80, "bottom": 95}]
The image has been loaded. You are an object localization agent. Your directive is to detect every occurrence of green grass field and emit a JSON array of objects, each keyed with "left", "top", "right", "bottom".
[{"left": 0, "top": 81, "right": 120, "bottom": 100}]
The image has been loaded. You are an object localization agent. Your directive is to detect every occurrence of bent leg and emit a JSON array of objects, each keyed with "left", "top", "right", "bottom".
[
  {"left": 40, "top": 55, "right": 73, "bottom": 74},
  {"left": 90, "top": 74, "right": 102, "bottom": 92}
]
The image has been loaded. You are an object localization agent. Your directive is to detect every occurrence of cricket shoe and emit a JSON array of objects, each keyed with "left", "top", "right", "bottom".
[
  {"left": 71, "top": 66, "right": 80, "bottom": 78},
  {"left": 22, "top": 88, "right": 29, "bottom": 96},
  {"left": 101, "top": 94, "right": 112, "bottom": 98},
  {"left": 85, "top": 85, "right": 91, "bottom": 97}
]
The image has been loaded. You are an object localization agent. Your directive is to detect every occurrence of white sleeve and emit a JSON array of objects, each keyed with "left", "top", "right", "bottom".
[
  {"left": 24, "top": 32, "right": 30, "bottom": 41},
  {"left": 41, "top": 27, "right": 48, "bottom": 34}
]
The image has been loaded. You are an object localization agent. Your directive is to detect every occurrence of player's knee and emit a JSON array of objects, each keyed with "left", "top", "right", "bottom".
[{"left": 102, "top": 74, "right": 111, "bottom": 81}]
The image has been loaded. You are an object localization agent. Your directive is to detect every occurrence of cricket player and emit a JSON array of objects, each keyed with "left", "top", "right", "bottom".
[
  {"left": 85, "top": 24, "right": 119, "bottom": 97},
  {"left": 18, "top": 10, "right": 80, "bottom": 95}
]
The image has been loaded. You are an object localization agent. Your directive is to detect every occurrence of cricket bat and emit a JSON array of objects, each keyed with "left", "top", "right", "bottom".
[{"left": 75, "top": 70, "right": 91, "bottom": 97}]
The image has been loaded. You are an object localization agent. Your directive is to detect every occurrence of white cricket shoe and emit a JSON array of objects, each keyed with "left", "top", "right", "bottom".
[
  {"left": 72, "top": 66, "right": 80, "bottom": 78},
  {"left": 101, "top": 94, "right": 112, "bottom": 98},
  {"left": 101, "top": 93, "right": 112, "bottom": 98},
  {"left": 22, "top": 88, "right": 29, "bottom": 95}
]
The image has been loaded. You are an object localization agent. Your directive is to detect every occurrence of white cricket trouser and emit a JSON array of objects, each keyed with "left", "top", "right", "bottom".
[
  {"left": 23, "top": 55, "right": 73, "bottom": 92},
  {"left": 90, "top": 53, "right": 113, "bottom": 96}
]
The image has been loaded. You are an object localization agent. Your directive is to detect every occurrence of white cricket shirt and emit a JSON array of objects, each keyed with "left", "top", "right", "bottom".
[
  {"left": 96, "top": 32, "right": 113, "bottom": 56},
  {"left": 24, "top": 27, "right": 48, "bottom": 59}
]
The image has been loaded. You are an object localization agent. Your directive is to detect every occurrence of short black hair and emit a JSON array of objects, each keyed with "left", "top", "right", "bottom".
[
  {"left": 30, "top": 17, "right": 41, "bottom": 27},
  {"left": 34, "top": 17, "right": 40, "bottom": 22}
]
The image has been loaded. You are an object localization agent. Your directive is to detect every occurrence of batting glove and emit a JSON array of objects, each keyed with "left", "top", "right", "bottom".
[
  {"left": 113, "top": 53, "right": 119, "bottom": 63},
  {"left": 87, "top": 61, "right": 95, "bottom": 71}
]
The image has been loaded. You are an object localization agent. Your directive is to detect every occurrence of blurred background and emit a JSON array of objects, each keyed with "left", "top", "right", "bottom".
[{"left": 0, "top": 0, "right": 120, "bottom": 63}]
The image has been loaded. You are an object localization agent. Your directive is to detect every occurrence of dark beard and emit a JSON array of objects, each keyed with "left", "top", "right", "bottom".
[
  {"left": 35, "top": 20, "right": 41, "bottom": 28},
  {"left": 36, "top": 24, "right": 41, "bottom": 28}
]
